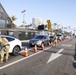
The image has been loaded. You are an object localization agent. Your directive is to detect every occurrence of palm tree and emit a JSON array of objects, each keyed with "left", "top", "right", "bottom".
[
  {"left": 11, "top": 16, "right": 17, "bottom": 28},
  {"left": 7, "top": 15, "right": 17, "bottom": 28}
]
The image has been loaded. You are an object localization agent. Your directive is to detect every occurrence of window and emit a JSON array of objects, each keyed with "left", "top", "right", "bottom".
[
  {"left": 8, "top": 31, "right": 14, "bottom": 36},
  {"left": 0, "top": 31, "right": 1, "bottom": 35},
  {"left": 19, "top": 32, "right": 22, "bottom": 36},
  {"left": 25, "top": 32, "right": 28, "bottom": 37},
  {"left": 0, "top": 19, "right": 6, "bottom": 28},
  {"left": 0, "top": 6, "right": 4, "bottom": 12},
  {"left": 0, "top": 12, "right": 2, "bottom": 18},
  {"left": 31, "top": 33, "right": 33, "bottom": 37},
  {"left": 5, "top": 37, "right": 15, "bottom": 42}
]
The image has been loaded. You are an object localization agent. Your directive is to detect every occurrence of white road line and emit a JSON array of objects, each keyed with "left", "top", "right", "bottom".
[{"left": 0, "top": 47, "right": 51, "bottom": 70}]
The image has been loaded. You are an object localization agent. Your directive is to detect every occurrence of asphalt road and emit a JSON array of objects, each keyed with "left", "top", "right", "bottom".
[{"left": 0, "top": 37, "right": 76, "bottom": 75}]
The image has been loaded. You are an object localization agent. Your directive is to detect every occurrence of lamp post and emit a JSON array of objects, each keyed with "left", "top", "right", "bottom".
[
  {"left": 74, "top": 30, "right": 76, "bottom": 35},
  {"left": 22, "top": 10, "right": 26, "bottom": 26}
]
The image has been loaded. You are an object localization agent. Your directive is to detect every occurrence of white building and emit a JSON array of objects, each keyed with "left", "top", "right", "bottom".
[
  {"left": 52, "top": 23, "right": 63, "bottom": 30},
  {"left": 32, "top": 18, "right": 43, "bottom": 26}
]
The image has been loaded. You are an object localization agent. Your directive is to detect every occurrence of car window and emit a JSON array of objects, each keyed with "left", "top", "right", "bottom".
[
  {"left": 3, "top": 37, "right": 15, "bottom": 42},
  {"left": 57, "top": 35, "right": 62, "bottom": 36},
  {"left": 44, "top": 36, "right": 46, "bottom": 39},
  {"left": 34, "top": 35, "right": 44, "bottom": 39},
  {"left": 50, "top": 36, "right": 53, "bottom": 38}
]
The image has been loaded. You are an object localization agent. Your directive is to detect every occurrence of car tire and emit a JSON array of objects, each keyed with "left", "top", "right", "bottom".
[{"left": 12, "top": 46, "right": 21, "bottom": 56}]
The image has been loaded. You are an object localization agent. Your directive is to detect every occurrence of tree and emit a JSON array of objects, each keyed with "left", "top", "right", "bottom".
[
  {"left": 7, "top": 16, "right": 17, "bottom": 28},
  {"left": 11, "top": 16, "right": 17, "bottom": 28}
]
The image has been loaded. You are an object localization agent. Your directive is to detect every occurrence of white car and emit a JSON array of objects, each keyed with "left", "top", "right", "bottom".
[{"left": 0, "top": 35, "right": 22, "bottom": 56}]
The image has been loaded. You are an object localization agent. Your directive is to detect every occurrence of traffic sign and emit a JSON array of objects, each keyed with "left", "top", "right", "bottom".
[
  {"left": 47, "top": 20, "right": 51, "bottom": 31},
  {"left": 59, "top": 29, "right": 62, "bottom": 33}
]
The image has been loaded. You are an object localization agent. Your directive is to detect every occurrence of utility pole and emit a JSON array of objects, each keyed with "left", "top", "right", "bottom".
[{"left": 22, "top": 10, "right": 26, "bottom": 26}]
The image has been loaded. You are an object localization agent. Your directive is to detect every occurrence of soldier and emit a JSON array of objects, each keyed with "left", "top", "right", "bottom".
[
  {"left": 0, "top": 37, "right": 10, "bottom": 63},
  {"left": 53, "top": 34, "right": 58, "bottom": 47}
]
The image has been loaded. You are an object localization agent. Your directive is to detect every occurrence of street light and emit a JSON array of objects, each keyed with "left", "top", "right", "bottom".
[
  {"left": 74, "top": 30, "right": 76, "bottom": 35},
  {"left": 22, "top": 10, "right": 26, "bottom": 25}
]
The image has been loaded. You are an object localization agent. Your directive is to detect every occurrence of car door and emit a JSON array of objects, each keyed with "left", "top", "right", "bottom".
[{"left": 43, "top": 36, "right": 49, "bottom": 44}]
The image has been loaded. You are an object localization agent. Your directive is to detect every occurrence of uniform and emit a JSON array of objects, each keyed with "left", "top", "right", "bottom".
[
  {"left": 0, "top": 37, "right": 10, "bottom": 63},
  {"left": 53, "top": 34, "right": 58, "bottom": 47}
]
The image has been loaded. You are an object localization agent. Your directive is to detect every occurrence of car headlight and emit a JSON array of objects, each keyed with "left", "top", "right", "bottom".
[{"left": 37, "top": 40, "right": 42, "bottom": 44}]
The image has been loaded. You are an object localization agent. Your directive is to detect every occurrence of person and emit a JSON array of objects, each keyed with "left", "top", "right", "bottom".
[
  {"left": 0, "top": 37, "right": 10, "bottom": 63},
  {"left": 53, "top": 34, "right": 58, "bottom": 47}
]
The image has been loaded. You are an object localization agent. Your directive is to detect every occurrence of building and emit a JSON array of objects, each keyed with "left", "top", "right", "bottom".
[
  {"left": 32, "top": 18, "right": 43, "bottom": 26},
  {"left": 0, "top": 3, "right": 12, "bottom": 29},
  {"left": 52, "top": 23, "right": 63, "bottom": 30},
  {"left": 0, "top": 3, "right": 37, "bottom": 40}
]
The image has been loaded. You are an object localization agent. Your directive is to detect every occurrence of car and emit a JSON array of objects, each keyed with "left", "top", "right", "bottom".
[
  {"left": 49, "top": 35, "right": 54, "bottom": 43},
  {"left": 64, "top": 35, "right": 70, "bottom": 40},
  {"left": 29, "top": 35, "right": 50, "bottom": 46},
  {"left": 0, "top": 35, "right": 22, "bottom": 56},
  {"left": 57, "top": 34, "right": 64, "bottom": 41}
]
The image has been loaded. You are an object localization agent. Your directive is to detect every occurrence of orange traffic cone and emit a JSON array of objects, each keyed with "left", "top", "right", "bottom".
[
  {"left": 41, "top": 44, "right": 44, "bottom": 50},
  {"left": 50, "top": 42, "right": 53, "bottom": 47},
  {"left": 24, "top": 46, "right": 28, "bottom": 57},
  {"left": 34, "top": 45, "right": 38, "bottom": 53}
]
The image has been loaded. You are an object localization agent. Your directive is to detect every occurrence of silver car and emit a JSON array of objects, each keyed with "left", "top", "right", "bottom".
[{"left": 29, "top": 35, "right": 50, "bottom": 46}]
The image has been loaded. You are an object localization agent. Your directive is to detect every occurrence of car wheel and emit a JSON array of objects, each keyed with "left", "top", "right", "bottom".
[{"left": 12, "top": 46, "right": 21, "bottom": 56}]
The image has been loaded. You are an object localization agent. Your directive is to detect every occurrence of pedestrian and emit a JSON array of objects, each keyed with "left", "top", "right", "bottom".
[
  {"left": 0, "top": 37, "right": 10, "bottom": 63},
  {"left": 53, "top": 34, "right": 58, "bottom": 47}
]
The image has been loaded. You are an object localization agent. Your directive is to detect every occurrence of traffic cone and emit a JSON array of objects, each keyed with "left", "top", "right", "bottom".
[
  {"left": 34, "top": 45, "right": 38, "bottom": 53},
  {"left": 41, "top": 44, "right": 44, "bottom": 50},
  {"left": 23, "top": 46, "right": 28, "bottom": 57},
  {"left": 50, "top": 42, "right": 53, "bottom": 47}
]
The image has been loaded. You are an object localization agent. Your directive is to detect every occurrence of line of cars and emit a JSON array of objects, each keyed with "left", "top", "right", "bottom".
[
  {"left": 0, "top": 34, "right": 70, "bottom": 56},
  {"left": 29, "top": 34, "right": 70, "bottom": 47}
]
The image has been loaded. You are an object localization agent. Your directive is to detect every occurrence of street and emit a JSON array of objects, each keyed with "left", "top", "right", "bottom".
[{"left": 0, "top": 37, "right": 76, "bottom": 75}]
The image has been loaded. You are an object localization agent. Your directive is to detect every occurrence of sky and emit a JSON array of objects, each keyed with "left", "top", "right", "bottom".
[{"left": 0, "top": 0, "right": 76, "bottom": 29}]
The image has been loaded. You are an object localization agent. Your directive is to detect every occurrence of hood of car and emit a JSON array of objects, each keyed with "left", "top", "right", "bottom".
[{"left": 30, "top": 39, "right": 40, "bottom": 42}]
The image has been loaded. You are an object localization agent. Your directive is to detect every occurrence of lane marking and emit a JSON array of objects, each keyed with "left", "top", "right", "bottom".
[
  {"left": 47, "top": 48, "right": 64, "bottom": 64},
  {"left": 61, "top": 44, "right": 72, "bottom": 47},
  {"left": 0, "top": 47, "right": 51, "bottom": 70}
]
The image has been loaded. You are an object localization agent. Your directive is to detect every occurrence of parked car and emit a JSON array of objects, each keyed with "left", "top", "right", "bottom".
[
  {"left": 57, "top": 34, "right": 64, "bottom": 41},
  {"left": 0, "top": 35, "right": 22, "bottom": 56},
  {"left": 64, "top": 35, "right": 70, "bottom": 40},
  {"left": 29, "top": 35, "right": 50, "bottom": 46},
  {"left": 49, "top": 35, "right": 54, "bottom": 43}
]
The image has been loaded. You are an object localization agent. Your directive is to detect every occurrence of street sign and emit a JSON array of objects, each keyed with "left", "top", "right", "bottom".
[
  {"left": 59, "top": 29, "right": 62, "bottom": 34},
  {"left": 47, "top": 20, "right": 51, "bottom": 31}
]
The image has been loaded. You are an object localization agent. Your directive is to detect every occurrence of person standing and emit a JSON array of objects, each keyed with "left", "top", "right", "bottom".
[
  {"left": 53, "top": 34, "right": 58, "bottom": 47},
  {"left": 0, "top": 37, "right": 10, "bottom": 63}
]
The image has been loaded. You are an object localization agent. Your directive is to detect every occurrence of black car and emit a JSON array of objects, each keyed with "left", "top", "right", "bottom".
[
  {"left": 29, "top": 35, "right": 50, "bottom": 46},
  {"left": 49, "top": 35, "right": 54, "bottom": 43}
]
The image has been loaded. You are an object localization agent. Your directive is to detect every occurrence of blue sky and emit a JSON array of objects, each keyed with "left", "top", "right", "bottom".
[{"left": 0, "top": 0, "right": 76, "bottom": 29}]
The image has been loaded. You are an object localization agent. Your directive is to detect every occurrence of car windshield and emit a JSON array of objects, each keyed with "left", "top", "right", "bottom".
[
  {"left": 57, "top": 35, "right": 62, "bottom": 37},
  {"left": 34, "top": 35, "right": 44, "bottom": 39},
  {"left": 49, "top": 36, "right": 53, "bottom": 38}
]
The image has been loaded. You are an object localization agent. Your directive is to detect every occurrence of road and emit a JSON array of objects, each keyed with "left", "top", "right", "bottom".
[{"left": 0, "top": 37, "right": 76, "bottom": 75}]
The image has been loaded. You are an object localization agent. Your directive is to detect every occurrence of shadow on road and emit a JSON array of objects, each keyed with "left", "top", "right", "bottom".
[{"left": 73, "top": 42, "right": 76, "bottom": 68}]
